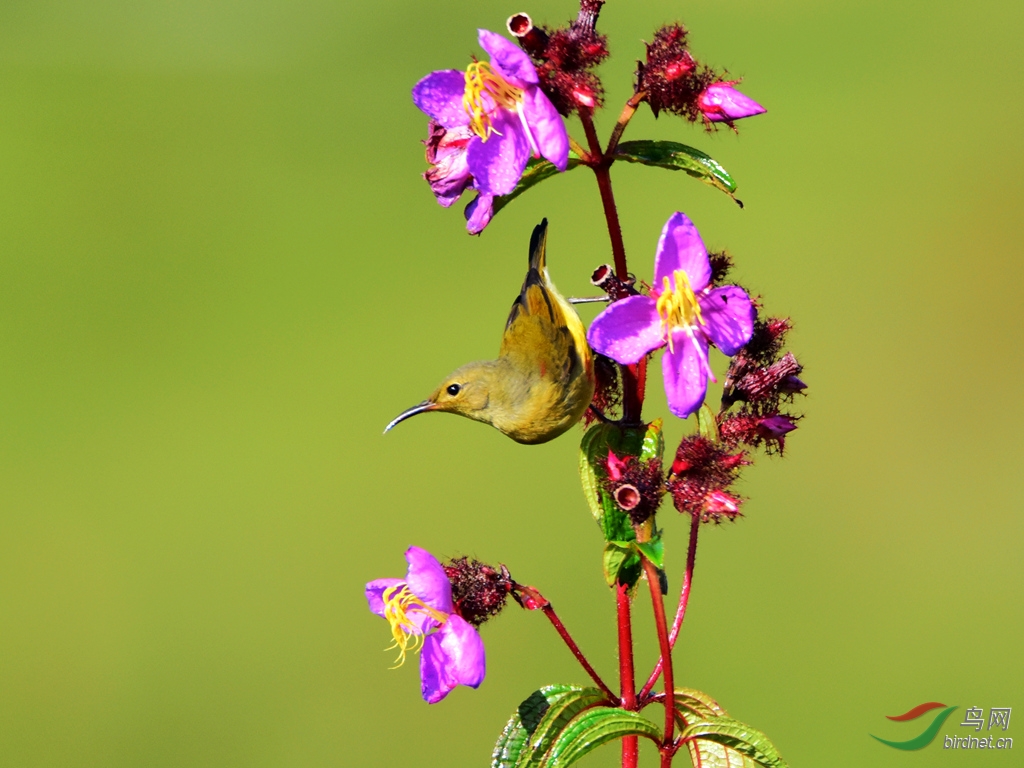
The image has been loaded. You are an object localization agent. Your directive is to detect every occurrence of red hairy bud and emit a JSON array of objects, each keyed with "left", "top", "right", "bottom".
[{"left": 442, "top": 557, "right": 513, "bottom": 627}]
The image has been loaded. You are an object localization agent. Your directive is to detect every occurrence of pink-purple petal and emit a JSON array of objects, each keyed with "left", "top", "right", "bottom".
[
  {"left": 404, "top": 546, "right": 453, "bottom": 615},
  {"left": 654, "top": 212, "right": 711, "bottom": 292},
  {"left": 521, "top": 87, "right": 569, "bottom": 170},
  {"left": 700, "top": 285, "right": 755, "bottom": 356},
  {"left": 419, "top": 616, "right": 486, "bottom": 703},
  {"left": 365, "top": 578, "right": 403, "bottom": 618},
  {"left": 662, "top": 331, "right": 710, "bottom": 419},
  {"left": 466, "top": 110, "right": 530, "bottom": 196},
  {"left": 698, "top": 83, "right": 766, "bottom": 122},
  {"left": 464, "top": 193, "right": 494, "bottom": 234},
  {"left": 478, "top": 29, "right": 539, "bottom": 87},
  {"left": 412, "top": 70, "right": 471, "bottom": 129},
  {"left": 587, "top": 295, "right": 665, "bottom": 365}
]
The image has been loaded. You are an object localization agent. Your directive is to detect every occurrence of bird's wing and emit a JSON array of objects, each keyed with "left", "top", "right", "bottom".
[{"left": 501, "top": 219, "right": 593, "bottom": 386}]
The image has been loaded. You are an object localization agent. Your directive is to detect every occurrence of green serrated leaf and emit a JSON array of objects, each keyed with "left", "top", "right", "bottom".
[
  {"left": 543, "top": 707, "right": 662, "bottom": 768},
  {"left": 493, "top": 711, "right": 531, "bottom": 768},
  {"left": 490, "top": 157, "right": 582, "bottom": 219},
  {"left": 492, "top": 685, "right": 587, "bottom": 768},
  {"left": 579, "top": 424, "right": 611, "bottom": 523},
  {"left": 636, "top": 539, "right": 664, "bottom": 570},
  {"left": 614, "top": 140, "right": 739, "bottom": 203},
  {"left": 697, "top": 404, "right": 720, "bottom": 443},
  {"left": 673, "top": 687, "right": 727, "bottom": 726},
  {"left": 640, "top": 418, "right": 665, "bottom": 463},
  {"left": 680, "top": 717, "right": 788, "bottom": 768},
  {"left": 602, "top": 541, "right": 639, "bottom": 587},
  {"left": 686, "top": 739, "right": 759, "bottom": 768},
  {"left": 520, "top": 688, "right": 607, "bottom": 767}
]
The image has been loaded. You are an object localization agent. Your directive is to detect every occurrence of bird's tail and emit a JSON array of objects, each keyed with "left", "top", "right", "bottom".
[{"left": 527, "top": 218, "right": 548, "bottom": 274}]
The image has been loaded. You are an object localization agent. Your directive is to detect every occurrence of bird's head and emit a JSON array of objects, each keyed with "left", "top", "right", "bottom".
[{"left": 384, "top": 361, "right": 498, "bottom": 434}]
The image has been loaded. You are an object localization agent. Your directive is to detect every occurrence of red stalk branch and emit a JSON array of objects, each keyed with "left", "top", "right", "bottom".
[
  {"left": 540, "top": 605, "right": 616, "bottom": 700},
  {"left": 640, "top": 514, "right": 700, "bottom": 701},
  {"left": 616, "top": 583, "right": 638, "bottom": 768}
]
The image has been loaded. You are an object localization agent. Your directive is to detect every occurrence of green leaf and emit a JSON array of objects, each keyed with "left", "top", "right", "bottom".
[
  {"left": 640, "top": 418, "right": 665, "bottom": 463},
  {"left": 543, "top": 707, "right": 662, "bottom": 768},
  {"left": 614, "top": 140, "right": 740, "bottom": 204},
  {"left": 492, "top": 685, "right": 586, "bottom": 768},
  {"left": 686, "top": 739, "right": 760, "bottom": 768},
  {"left": 697, "top": 404, "right": 720, "bottom": 443},
  {"left": 680, "top": 717, "right": 789, "bottom": 768},
  {"left": 672, "top": 688, "right": 727, "bottom": 726},
  {"left": 602, "top": 541, "right": 640, "bottom": 588},
  {"left": 491, "top": 157, "right": 583, "bottom": 219},
  {"left": 520, "top": 687, "right": 608, "bottom": 767},
  {"left": 637, "top": 539, "right": 664, "bottom": 570}
]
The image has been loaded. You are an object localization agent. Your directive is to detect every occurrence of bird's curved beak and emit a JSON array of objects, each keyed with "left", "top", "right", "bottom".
[{"left": 383, "top": 400, "right": 437, "bottom": 434}]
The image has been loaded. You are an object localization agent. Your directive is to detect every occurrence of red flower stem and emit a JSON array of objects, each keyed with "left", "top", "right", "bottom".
[
  {"left": 541, "top": 604, "right": 616, "bottom": 700},
  {"left": 639, "top": 514, "right": 700, "bottom": 701},
  {"left": 640, "top": 554, "right": 676, "bottom": 755},
  {"left": 579, "top": 109, "right": 628, "bottom": 282},
  {"left": 616, "top": 583, "right": 639, "bottom": 768},
  {"left": 606, "top": 91, "right": 647, "bottom": 156}
]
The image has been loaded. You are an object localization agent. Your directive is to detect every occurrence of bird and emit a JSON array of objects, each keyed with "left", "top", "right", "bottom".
[{"left": 384, "top": 219, "right": 595, "bottom": 445}]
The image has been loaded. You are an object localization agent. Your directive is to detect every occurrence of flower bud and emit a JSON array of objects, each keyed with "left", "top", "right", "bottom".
[
  {"left": 697, "top": 82, "right": 766, "bottom": 125},
  {"left": 757, "top": 414, "right": 798, "bottom": 440},
  {"left": 703, "top": 490, "right": 741, "bottom": 522},
  {"left": 442, "top": 557, "right": 513, "bottom": 627},
  {"left": 601, "top": 450, "right": 665, "bottom": 526}
]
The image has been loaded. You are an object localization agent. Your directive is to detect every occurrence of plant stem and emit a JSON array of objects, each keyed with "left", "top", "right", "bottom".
[
  {"left": 616, "top": 583, "right": 638, "bottom": 768},
  {"left": 568, "top": 135, "right": 594, "bottom": 164},
  {"left": 540, "top": 604, "right": 616, "bottom": 700},
  {"left": 579, "top": 109, "right": 629, "bottom": 282},
  {"left": 639, "top": 513, "right": 700, "bottom": 701},
  {"left": 606, "top": 91, "right": 647, "bottom": 156},
  {"left": 641, "top": 555, "right": 676, "bottom": 757}
]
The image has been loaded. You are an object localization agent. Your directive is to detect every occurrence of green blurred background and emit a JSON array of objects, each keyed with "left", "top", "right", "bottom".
[{"left": 1, "top": 1, "right": 1021, "bottom": 765}]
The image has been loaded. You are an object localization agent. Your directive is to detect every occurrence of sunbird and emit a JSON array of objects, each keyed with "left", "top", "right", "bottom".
[{"left": 384, "top": 219, "right": 595, "bottom": 444}]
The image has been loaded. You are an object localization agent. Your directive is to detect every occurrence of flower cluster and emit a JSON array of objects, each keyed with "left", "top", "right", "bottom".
[
  {"left": 413, "top": 29, "right": 570, "bottom": 233},
  {"left": 638, "top": 23, "right": 765, "bottom": 129},
  {"left": 508, "top": 12, "right": 609, "bottom": 115},
  {"left": 668, "top": 435, "right": 747, "bottom": 523},
  {"left": 366, "top": 547, "right": 511, "bottom": 703},
  {"left": 588, "top": 212, "right": 755, "bottom": 419},
  {"left": 719, "top": 315, "right": 805, "bottom": 454},
  {"left": 605, "top": 449, "right": 665, "bottom": 526}
]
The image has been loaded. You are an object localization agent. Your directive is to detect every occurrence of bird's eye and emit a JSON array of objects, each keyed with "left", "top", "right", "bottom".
[{"left": 446, "top": 383, "right": 461, "bottom": 396}]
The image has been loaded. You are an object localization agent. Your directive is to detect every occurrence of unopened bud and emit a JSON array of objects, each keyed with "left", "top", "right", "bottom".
[
  {"left": 507, "top": 13, "right": 550, "bottom": 56},
  {"left": 606, "top": 449, "right": 627, "bottom": 482},
  {"left": 705, "top": 490, "right": 740, "bottom": 515},
  {"left": 757, "top": 414, "right": 798, "bottom": 439},
  {"left": 697, "top": 82, "right": 766, "bottom": 124}
]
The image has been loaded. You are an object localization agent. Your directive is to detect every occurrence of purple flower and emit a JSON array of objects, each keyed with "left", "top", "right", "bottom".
[
  {"left": 697, "top": 82, "right": 766, "bottom": 124},
  {"left": 412, "top": 29, "right": 569, "bottom": 232},
  {"left": 587, "top": 212, "right": 756, "bottom": 419},
  {"left": 365, "top": 546, "right": 485, "bottom": 704}
]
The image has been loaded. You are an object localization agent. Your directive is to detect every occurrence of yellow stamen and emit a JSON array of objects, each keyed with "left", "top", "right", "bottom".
[
  {"left": 463, "top": 61, "right": 523, "bottom": 141},
  {"left": 381, "top": 584, "right": 448, "bottom": 668},
  {"left": 655, "top": 269, "right": 705, "bottom": 353}
]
